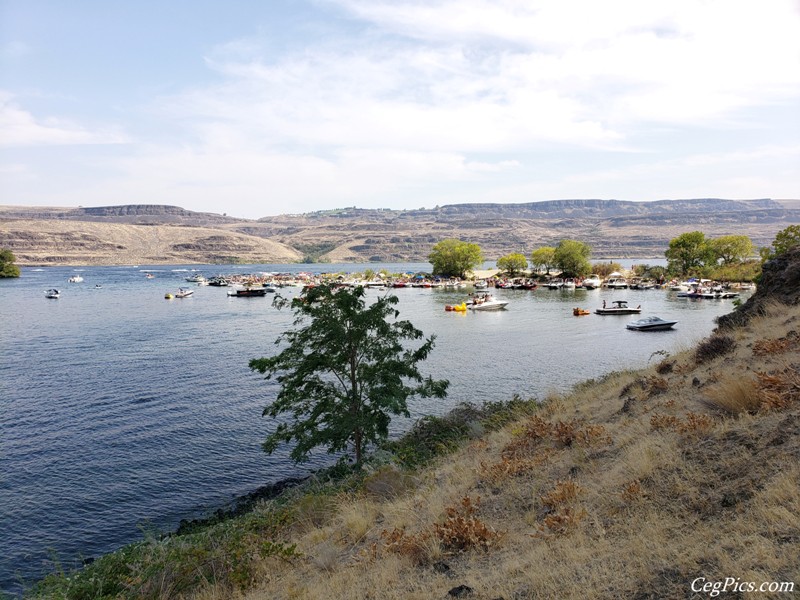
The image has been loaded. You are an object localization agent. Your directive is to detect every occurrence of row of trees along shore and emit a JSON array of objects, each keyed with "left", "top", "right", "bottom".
[{"left": 428, "top": 227, "right": 800, "bottom": 282}]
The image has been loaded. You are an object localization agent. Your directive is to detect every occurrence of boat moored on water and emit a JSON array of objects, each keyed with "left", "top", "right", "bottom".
[
  {"left": 227, "top": 286, "right": 268, "bottom": 297},
  {"left": 582, "top": 275, "right": 602, "bottom": 289},
  {"left": 45, "top": 288, "right": 60, "bottom": 299},
  {"left": 175, "top": 287, "right": 194, "bottom": 298},
  {"left": 626, "top": 316, "right": 678, "bottom": 331},
  {"left": 468, "top": 293, "right": 509, "bottom": 311},
  {"left": 595, "top": 300, "right": 641, "bottom": 315}
]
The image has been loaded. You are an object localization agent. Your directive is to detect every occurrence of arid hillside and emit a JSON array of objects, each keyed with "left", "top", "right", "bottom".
[{"left": 1, "top": 198, "right": 798, "bottom": 265}]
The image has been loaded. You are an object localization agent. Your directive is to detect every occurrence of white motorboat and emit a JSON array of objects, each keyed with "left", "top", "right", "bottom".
[
  {"left": 603, "top": 277, "right": 628, "bottom": 289},
  {"left": 185, "top": 274, "right": 207, "bottom": 283},
  {"left": 468, "top": 294, "right": 509, "bottom": 311},
  {"left": 626, "top": 316, "right": 677, "bottom": 331},
  {"left": 595, "top": 300, "right": 641, "bottom": 315},
  {"left": 175, "top": 287, "right": 194, "bottom": 298},
  {"left": 68, "top": 275, "right": 83, "bottom": 283},
  {"left": 45, "top": 288, "right": 60, "bottom": 299},
  {"left": 582, "top": 275, "right": 602, "bottom": 289}
]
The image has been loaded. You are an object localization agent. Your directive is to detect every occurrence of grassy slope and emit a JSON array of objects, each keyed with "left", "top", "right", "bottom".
[
  {"left": 211, "top": 302, "right": 798, "bottom": 600},
  {"left": 28, "top": 303, "right": 799, "bottom": 600}
]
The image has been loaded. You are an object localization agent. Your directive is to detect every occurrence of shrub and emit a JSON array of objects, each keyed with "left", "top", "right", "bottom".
[{"left": 695, "top": 334, "right": 736, "bottom": 364}]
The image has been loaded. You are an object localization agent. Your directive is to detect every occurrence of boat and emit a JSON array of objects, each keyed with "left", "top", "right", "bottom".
[
  {"left": 68, "top": 275, "right": 83, "bottom": 283},
  {"left": 595, "top": 300, "right": 642, "bottom": 315},
  {"left": 207, "top": 276, "right": 229, "bottom": 286},
  {"left": 227, "top": 286, "right": 268, "bottom": 297},
  {"left": 573, "top": 307, "right": 590, "bottom": 316},
  {"left": 473, "top": 280, "right": 488, "bottom": 290},
  {"left": 45, "top": 288, "right": 60, "bottom": 299},
  {"left": 561, "top": 279, "right": 577, "bottom": 290},
  {"left": 603, "top": 277, "right": 628, "bottom": 289},
  {"left": 545, "top": 279, "right": 563, "bottom": 289},
  {"left": 626, "top": 316, "right": 678, "bottom": 331},
  {"left": 185, "top": 274, "right": 207, "bottom": 284},
  {"left": 468, "top": 294, "right": 509, "bottom": 311},
  {"left": 582, "top": 274, "right": 602, "bottom": 290},
  {"left": 145, "top": 273, "right": 155, "bottom": 279},
  {"left": 175, "top": 287, "right": 194, "bottom": 298}
]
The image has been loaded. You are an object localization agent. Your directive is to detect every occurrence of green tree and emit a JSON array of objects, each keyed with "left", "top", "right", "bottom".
[
  {"left": 530, "top": 246, "right": 556, "bottom": 274},
  {"left": 591, "top": 261, "right": 624, "bottom": 278},
  {"left": 553, "top": 239, "right": 592, "bottom": 278},
  {"left": 0, "top": 248, "right": 20, "bottom": 278},
  {"left": 760, "top": 225, "right": 800, "bottom": 261},
  {"left": 428, "top": 239, "right": 483, "bottom": 279},
  {"left": 665, "top": 231, "right": 713, "bottom": 276},
  {"left": 496, "top": 253, "right": 528, "bottom": 277},
  {"left": 709, "top": 235, "right": 754, "bottom": 265},
  {"left": 250, "top": 285, "right": 449, "bottom": 466}
]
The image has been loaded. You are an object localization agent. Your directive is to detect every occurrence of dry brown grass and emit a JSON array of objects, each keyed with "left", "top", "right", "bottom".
[{"left": 187, "top": 303, "right": 800, "bottom": 600}]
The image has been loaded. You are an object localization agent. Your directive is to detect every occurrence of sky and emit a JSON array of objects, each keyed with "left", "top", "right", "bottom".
[{"left": 1, "top": 0, "right": 799, "bottom": 219}]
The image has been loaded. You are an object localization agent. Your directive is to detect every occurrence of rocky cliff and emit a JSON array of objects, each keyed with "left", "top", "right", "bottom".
[{"left": 1, "top": 199, "right": 797, "bottom": 265}]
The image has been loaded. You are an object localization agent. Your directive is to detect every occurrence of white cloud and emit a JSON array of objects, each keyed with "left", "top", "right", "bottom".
[{"left": 0, "top": 91, "right": 129, "bottom": 147}]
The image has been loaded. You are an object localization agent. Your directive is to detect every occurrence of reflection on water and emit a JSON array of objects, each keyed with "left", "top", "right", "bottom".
[{"left": 0, "top": 263, "right": 744, "bottom": 593}]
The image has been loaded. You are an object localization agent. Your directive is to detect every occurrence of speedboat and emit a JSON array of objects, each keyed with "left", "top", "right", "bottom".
[
  {"left": 175, "top": 287, "right": 194, "bottom": 298},
  {"left": 45, "top": 288, "right": 60, "bottom": 299},
  {"left": 582, "top": 274, "right": 601, "bottom": 289},
  {"left": 468, "top": 294, "right": 509, "bottom": 311},
  {"left": 595, "top": 300, "right": 641, "bottom": 315},
  {"left": 626, "top": 316, "right": 677, "bottom": 331},
  {"left": 68, "top": 275, "right": 83, "bottom": 283},
  {"left": 185, "top": 274, "right": 207, "bottom": 283}
]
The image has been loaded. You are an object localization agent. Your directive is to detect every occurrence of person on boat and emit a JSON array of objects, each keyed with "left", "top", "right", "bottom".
[{"left": 602, "top": 300, "right": 607, "bottom": 309}]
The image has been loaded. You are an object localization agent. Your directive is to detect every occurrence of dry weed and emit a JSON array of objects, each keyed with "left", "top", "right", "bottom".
[
  {"left": 756, "top": 367, "right": 800, "bottom": 410},
  {"left": 538, "top": 507, "right": 587, "bottom": 536},
  {"left": 650, "top": 412, "right": 715, "bottom": 434},
  {"left": 753, "top": 336, "right": 796, "bottom": 356},
  {"left": 480, "top": 450, "right": 554, "bottom": 483},
  {"left": 432, "top": 496, "right": 502, "bottom": 552},
  {"left": 620, "top": 480, "right": 644, "bottom": 503},
  {"left": 540, "top": 480, "right": 583, "bottom": 510},
  {"left": 704, "top": 377, "right": 761, "bottom": 415}
]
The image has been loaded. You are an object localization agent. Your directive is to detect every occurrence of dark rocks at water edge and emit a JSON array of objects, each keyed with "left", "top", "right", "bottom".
[
  {"left": 174, "top": 477, "right": 307, "bottom": 535},
  {"left": 717, "top": 245, "right": 800, "bottom": 329}
]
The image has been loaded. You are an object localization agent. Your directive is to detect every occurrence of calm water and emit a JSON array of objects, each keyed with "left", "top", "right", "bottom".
[{"left": 0, "top": 262, "right": 745, "bottom": 594}]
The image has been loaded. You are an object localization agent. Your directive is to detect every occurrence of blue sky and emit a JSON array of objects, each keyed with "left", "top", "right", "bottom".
[{"left": 1, "top": 0, "right": 799, "bottom": 219}]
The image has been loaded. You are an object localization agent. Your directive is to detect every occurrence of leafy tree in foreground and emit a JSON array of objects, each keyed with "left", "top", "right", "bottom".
[
  {"left": 428, "top": 239, "right": 483, "bottom": 279},
  {"left": 0, "top": 248, "right": 20, "bottom": 278},
  {"left": 250, "top": 285, "right": 449, "bottom": 466},
  {"left": 553, "top": 239, "right": 592, "bottom": 278},
  {"left": 760, "top": 225, "right": 800, "bottom": 261},
  {"left": 496, "top": 253, "right": 528, "bottom": 277},
  {"left": 530, "top": 246, "right": 556, "bottom": 274}
]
